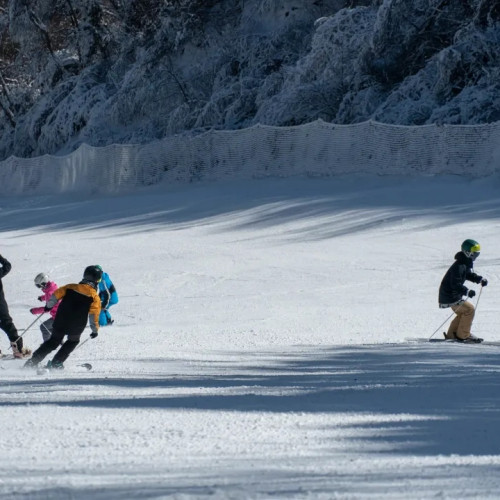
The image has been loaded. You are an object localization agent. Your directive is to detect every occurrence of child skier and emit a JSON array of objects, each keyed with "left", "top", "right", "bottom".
[
  {"left": 0, "top": 253, "right": 31, "bottom": 358},
  {"left": 24, "top": 265, "right": 102, "bottom": 370},
  {"left": 29, "top": 273, "right": 61, "bottom": 341},
  {"left": 96, "top": 266, "right": 118, "bottom": 326},
  {"left": 438, "top": 239, "right": 487, "bottom": 343}
]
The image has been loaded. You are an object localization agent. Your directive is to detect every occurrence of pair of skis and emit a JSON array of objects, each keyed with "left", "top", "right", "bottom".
[
  {"left": 407, "top": 337, "right": 500, "bottom": 347},
  {"left": 36, "top": 362, "right": 93, "bottom": 375},
  {"left": 1, "top": 355, "right": 93, "bottom": 372}
]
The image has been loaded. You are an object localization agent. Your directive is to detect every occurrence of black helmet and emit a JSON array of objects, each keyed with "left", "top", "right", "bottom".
[{"left": 83, "top": 265, "right": 103, "bottom": 283}]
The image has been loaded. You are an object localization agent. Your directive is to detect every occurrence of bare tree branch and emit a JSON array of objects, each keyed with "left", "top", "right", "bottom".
[
  {"left": 27, "top": 8, "right": 61, "bottom": 68},
  {"left": 0, "top": 69, "right": 12, "bottom": 107},
  {"left": 0, "top": 98, "right": 15, "bottom": 127}
]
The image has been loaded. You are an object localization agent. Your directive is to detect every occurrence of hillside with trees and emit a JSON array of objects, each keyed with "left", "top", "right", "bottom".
[{"left": 0, "top": 0, "right": 499, "bottom": 160}]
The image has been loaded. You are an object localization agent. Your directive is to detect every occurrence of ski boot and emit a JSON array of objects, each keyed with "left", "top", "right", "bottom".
[
  {"left": 461, "top": 334, "right": 483, "bottom": 344},
  {"left": 23, "top": 358, "right": 38, "bottom": 369},
  {"left": 47, "top": 360, "right": 64, "bottom": 370},
  {"left": 11, "top": 339, "right": 32, "bottom": 359}
]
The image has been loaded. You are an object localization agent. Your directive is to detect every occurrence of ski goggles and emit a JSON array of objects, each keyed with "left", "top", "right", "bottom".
[
  {"left": 470, "top": 243, "right": 480, "bottom": 260},
  {"left": 465, "top": 243, "right": 480, "bottom": 259}
]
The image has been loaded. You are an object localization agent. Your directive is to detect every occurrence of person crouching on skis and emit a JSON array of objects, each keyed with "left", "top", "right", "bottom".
[
  {"left": 24, "top": 265, "right": 102, "bottom": 370},
  {"left": 29, "top": 273, "right": 61, "bottom": 341},
  {"left": 438, "top": 239, "right": 487, "bottom": 343}
]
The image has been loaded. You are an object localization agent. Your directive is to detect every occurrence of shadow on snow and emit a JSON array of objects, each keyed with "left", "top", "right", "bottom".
[
  {"left": 1, "top": 176, "right": 500, "bottom": 240},
  {"left": 3, "top": 343, "right": 500, "bottom": 457}
]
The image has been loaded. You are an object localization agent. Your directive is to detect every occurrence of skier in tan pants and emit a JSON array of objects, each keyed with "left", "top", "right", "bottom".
[{"left": 438, "top": 239, "right": 487, "bottom": 343}]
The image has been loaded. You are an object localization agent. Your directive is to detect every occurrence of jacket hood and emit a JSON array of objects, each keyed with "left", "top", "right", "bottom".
[
  {"left": 455, "top": 251, "right": 473, "bottom": 266},
  {"left": 80, "top": 279, "right": 98, "bottom": 290}
]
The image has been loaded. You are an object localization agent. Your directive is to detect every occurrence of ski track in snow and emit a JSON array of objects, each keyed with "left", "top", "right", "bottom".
[{"left": 1, "top": 175, "right": 500, "bottom": 499}]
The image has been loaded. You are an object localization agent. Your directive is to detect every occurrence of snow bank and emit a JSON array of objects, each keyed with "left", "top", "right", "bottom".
[{"left": 1, "top": 119, "right": 500, "bottom": 196}]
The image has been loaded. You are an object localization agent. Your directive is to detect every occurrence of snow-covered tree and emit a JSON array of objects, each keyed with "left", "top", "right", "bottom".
[{"left": 1, "top": 0, "right": 500, "bottom": 160}]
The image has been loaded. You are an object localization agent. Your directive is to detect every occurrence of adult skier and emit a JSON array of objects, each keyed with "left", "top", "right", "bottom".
[
  {"left": 438, "top": 239, "right": 487, "bottom": 343},
  {"left": 96, "top": 266, "right": 118, "bottom": 326},
  {"left": 24, "top": 265, "right": 102, "bottom": 370},
  {"left": 0, "top": 253, "right": 31, "bottom": 358},
  {"left": 29, "top": 273, "right": 61, "bottom": 341}
]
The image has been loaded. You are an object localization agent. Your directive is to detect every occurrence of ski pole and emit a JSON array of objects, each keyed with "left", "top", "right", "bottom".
[
  {"left": 429, "top": 298, "right": 469, "bottom": 340},
  {"left": 429, "top": 311, "right": 456, "bottom": 340},
  {"left": 74, "top": 336, "right": 91, "bottom": 352},
  {"left": 9, "top": 313, "right": 45, "bottom": 351},
  {"left": 474, "top": 284, "right": 484, "bottom": 313},
  {"left": 471, "top": 284, "right": 485, "bottom": 336},
  {"left": 73, "top": 336, "right": 93, "bottom": 370},
  {"left": 18, "top": 312, "right": 45, "bottom": 337}
]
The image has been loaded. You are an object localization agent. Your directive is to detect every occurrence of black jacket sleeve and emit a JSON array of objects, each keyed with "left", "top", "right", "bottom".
[{"left": 466, "top": 271, "right": 482, "bottom": 284}]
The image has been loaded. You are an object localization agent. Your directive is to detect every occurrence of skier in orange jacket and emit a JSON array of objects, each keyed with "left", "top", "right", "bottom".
[{"left": 24, "top": 265, "right": 102, "bottom": 370}]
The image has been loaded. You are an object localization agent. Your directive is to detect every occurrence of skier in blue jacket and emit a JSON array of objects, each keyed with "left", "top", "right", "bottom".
[{"left": 97, "top": 266, "right": 118, "bottom": 326}]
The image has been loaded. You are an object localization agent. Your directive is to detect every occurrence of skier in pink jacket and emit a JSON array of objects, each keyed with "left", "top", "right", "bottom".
[{"left": 30, "top": 273, "right": 61, "bottom": 341}]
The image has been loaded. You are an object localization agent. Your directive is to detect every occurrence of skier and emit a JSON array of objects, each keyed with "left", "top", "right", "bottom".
[
  {"left": 29, "top": 273, "right": 61, "bottom": 341},
  {"left": 438, "top": 239, "right": 487, "bottom": 343},
  {"left": 0, "top": 253, "right": 31, "bottom": 358},
  {"left": 24, "top": 265, "right": 102, "bottom": 370},
  {"left": 96, "top": 266, "right": 118, "bottom": 326}
]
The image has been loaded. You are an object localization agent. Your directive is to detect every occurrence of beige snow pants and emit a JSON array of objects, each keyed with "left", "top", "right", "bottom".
[{"left": 446, "top": 301, "right": 475, "bottom": 340}]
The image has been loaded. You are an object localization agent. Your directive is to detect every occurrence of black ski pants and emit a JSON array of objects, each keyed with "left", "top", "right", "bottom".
[
  {"left": 30, "top": 327, "right": 82, "bottom": 365},
  {"left": 0, "top": 296, "right": 19, "bottom": 342}
]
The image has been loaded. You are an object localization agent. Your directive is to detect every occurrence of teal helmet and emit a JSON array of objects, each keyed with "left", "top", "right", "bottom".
[{"left": 461, "top": 239, "right": 480, "bottom": 259}]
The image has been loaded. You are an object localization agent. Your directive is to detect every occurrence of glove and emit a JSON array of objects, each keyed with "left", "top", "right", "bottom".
[
  {"left": 467, "top": 289, "right": 476, "bottom": 298},
  {"left": 481, "top": 278, "right": 488, "bottom": 287},
  {"left": 37, "top": 295, "right": 45, "bottom": 302},
  {"left": 30, "top": 307, "right": 40, "bottom": 315},
  {"left": 90, "top": 331, "right": 98, "bottom": 339},
  {"left": 43, "top": 305, "right": 52, "bottom": 312}
]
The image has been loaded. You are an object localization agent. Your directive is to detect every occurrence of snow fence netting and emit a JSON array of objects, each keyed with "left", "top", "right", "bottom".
[{"left": 1, "top": 120, "right": 500, "bottom": 196}]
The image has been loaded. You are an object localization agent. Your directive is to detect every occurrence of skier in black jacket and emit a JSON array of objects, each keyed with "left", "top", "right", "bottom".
[
  {"left": 0, "top": 254, "right": 31, "bottom": 357},
  {"left": 438, "top": 239, "right": 487, "bottom": 342}
]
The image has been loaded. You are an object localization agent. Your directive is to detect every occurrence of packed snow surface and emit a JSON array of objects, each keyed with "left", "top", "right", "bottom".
[{"left": 1, "top": 175, "right": 500, "bottom": 499}]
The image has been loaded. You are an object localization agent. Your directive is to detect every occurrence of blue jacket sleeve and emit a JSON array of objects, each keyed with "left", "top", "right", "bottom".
[{"left": 99, "top": 273, "right": 118, "bottom": 308}]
